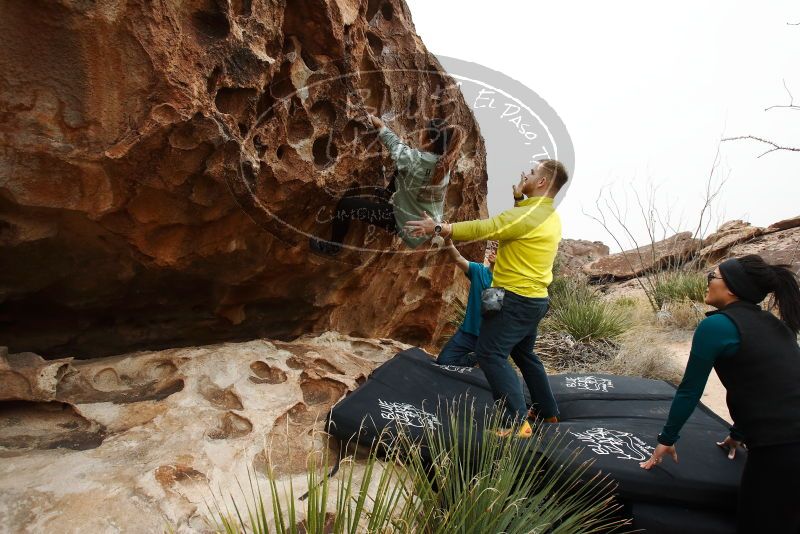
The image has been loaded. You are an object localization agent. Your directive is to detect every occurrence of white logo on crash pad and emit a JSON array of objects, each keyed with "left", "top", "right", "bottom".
[
  {"left": 565, "top": 376, "right": 614, "bottom": 392},
  {"left": 378, "top": 399, "right": 441, "bottom": 430},
  {"left": 437, "top": 364, "right": 474, "bottom": 374},
  {"left": 570, "top": 427, "right": 654, "bottom": 462}
]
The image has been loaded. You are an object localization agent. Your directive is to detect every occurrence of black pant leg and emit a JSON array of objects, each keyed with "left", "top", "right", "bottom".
[{"left": 737, "top": 442, "right": 800, "bottom": 533}]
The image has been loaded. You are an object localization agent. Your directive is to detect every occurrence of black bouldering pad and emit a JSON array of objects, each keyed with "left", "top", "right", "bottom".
[
  {"left": 327, "top": 348, "right": 745, "bottom": 524},
  {"left": 630, "top": 502, "right": 736, "bottom": 533}
]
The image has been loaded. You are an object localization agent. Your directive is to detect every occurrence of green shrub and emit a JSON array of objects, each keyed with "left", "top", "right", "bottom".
[
  {"left": 205, "top": 406, "right": 625, "bottom": 533},
  {"left": 651, "top": 271, "right": 706, "bottom": 308},
  {"left": 612, "top": 296, "right": 639, "bottom": 309},
  {"left": 545, "top": 277, "right": 631, "bottom": 342},
  {"left": 447, "top": 300, "right": 467, "bottom": 331}
]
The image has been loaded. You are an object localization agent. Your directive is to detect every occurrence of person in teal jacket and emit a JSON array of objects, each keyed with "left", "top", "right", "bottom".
[
  {"left": 640, "top": 254, "right": 800, "bottom": 533},
  {"left": 436, "top": 239, "right": 496, "bottom": 367},
  {"left": 310, "top": 114, "right": 463, "bottom": 255}
]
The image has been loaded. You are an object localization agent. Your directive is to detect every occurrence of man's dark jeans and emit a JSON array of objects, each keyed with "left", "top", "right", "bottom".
[
  {"left": 436, "top": 329, "right": 479, "bottom": 367},
  {"left": 475, "top": 290, "right": 558, "bottom": 422}
]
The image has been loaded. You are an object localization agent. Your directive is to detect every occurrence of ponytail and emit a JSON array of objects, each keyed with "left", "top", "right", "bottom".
[
  {"left": 769, "top": 264, "right": 800, "bottom": 334},
  {"left": 426, "top": 119, "right": 464, "bottom": 184},
  {"left": 737, "top": 254, "right": 800, "bottom": 334}
]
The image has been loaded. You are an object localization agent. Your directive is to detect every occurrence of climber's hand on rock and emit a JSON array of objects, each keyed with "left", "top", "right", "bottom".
[
  {"left": 368, "top": 114, "right": 384, "bottom": 129},
  {"left": 404, "top": 211, "right": 436, "bottom": 238}
]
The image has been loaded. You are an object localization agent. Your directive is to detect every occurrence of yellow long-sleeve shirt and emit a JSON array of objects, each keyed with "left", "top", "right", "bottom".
[{"left": 450, "top": 196, "right": 561, "bottom": 298}]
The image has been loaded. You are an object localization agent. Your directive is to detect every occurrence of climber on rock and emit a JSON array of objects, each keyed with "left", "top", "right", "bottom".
[
  {"left": 405, "top": 160, "right": 569, "bottom": 438},
  {"left": 309, "top": 114, "right": 464, "bottom": 256},
  {"left": 436, "top": 239, "right": 496, "bottom": 367}
]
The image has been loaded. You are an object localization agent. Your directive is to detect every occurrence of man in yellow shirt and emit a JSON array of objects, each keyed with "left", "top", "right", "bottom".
[{"left": 405, "top": 160, "right": 568, "bottom": 437}]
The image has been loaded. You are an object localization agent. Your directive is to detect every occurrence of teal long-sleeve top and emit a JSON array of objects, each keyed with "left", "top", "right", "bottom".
[{"left": 657, "top": 314, "right": 741, "bottom": 446}]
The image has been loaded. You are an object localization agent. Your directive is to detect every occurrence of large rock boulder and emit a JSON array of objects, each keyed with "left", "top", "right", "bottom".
[
  {"left": 582, "top": 232, "right": 700, "bottom": 281},
  {"left": 557, "top": 238, "right": 609, "bottom": 277},
  {"left": 0, "top": 0, "right": 487, "bottom": 358},
  {"left": 766, "top": 215, "right": 800, "bottom": 233},
  {"left": 0, "top": 333, "right": 409, "bottom": 532},
  {"left": 698, "top": 220, "right": 765, "bottom": 264},
  {"left": 723, "top": 227, "right": 800, "bottom": 272}
]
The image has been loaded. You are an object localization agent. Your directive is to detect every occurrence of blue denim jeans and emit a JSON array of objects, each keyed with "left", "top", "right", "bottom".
[
  {"left": 475, "top": 290, "right": 558, "bottom": 422},
  {"left": 436, "top": 329, "right": 479, "bottom": 367}
]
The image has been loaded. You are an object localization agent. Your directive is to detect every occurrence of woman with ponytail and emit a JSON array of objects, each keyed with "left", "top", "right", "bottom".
[
  {"left": 641, "top": 254, "right": 800, "bottom": 532},
  {"left": 310, "top": 114, "right": 464, "bottom": 255}
]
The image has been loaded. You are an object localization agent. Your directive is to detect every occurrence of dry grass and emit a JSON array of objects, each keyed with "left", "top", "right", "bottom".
[
  {"left": 537, "top": 294, "right": 686, "bottom": 384},
  {"left": 536, "top": 332, "right": 620, "bottom": 373},
  {"left": 601, "top": 327, "right": 684, "bottom": 384},
  {"left": 537, "top": 327, "right": 683, "bottom": 385},
  {"left": 657, "top": 299, "right": 709, "bottom": 330}
]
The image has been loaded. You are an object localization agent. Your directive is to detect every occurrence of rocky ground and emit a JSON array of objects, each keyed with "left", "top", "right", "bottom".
[{"left": 0, "top": 333, "right": 408, "bottom": 533}]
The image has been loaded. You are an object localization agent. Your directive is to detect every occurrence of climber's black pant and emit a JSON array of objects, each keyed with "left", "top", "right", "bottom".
[
  {"left": 737, "top": 441, "right": 800, "bottom": 533},
  {"left": 330, "top": 195, "right": 397, "bottom": 244}
]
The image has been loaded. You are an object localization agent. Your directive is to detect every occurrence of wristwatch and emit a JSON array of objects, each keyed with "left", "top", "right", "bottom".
[{"left": 433, "top": 223, "right": 443, "bottom": 236}]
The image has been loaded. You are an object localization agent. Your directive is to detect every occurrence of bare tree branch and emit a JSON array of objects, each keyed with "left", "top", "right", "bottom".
[
  {"left": 721, "top": 135, "right": 800, "bottom": 158},
  {"left": 693, "top": 143, "right": 727, "bottom": 247},
  {"left": 765, "top": 79, "right": 800, "bottom": 112},
  {"left": 582, "top": 196, "right": 659, "bottom": 312}
]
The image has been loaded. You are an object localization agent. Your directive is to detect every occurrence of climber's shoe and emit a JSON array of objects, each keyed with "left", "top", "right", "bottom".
[
  {"left": 527, "top": 407, "right": 558, "bottom": 424},
  {"left": 495, "top": 420, "right": 533, "bottom": 439},
  {"left": 309, "top": 237, "right": 342, "bottom": 257}
]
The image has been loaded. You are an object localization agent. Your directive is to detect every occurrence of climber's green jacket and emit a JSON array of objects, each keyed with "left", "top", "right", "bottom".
[{"left": 378, "top": 126, "right": 449, "bottom": 248}]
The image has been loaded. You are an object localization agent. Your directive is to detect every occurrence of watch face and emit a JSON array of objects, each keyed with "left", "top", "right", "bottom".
[{"left": 434, "top": 224, "right": 443, "bottom": 234}]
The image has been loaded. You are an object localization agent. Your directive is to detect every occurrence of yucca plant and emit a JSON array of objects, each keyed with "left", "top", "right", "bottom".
[
  {"left": 651, "top": 271, "right": 706, "bottom": 308},
  {"left": 545, "top": 277, "right": 630, "bottom": 342},
  {"left": 205, "top": 403, "right": 626, "bottom": 533}
]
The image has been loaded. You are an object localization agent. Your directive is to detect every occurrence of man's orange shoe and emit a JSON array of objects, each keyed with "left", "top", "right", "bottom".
[
  {"left": 495, "top": 420, "right": 533, "bottom": 438},
  {"left": 527, "top": 408, "right": 558, "bottom": 424}
]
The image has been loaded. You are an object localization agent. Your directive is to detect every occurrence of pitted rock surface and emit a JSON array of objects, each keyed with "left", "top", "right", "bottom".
[
  {"left": 0, "top": 332, "right": 409, "bottom": 532},
  {"left": 0, "top": 0, "right": 487, "bottom": 358}
]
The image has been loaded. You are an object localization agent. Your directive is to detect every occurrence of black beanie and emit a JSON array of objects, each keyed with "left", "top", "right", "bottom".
[{"left": 718, "top": 258, "right": 768, "bottom": 304}]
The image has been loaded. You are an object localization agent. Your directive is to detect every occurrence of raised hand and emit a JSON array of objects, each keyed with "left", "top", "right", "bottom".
[{"left": 513, "top": 172, "right": 526, "bottom": 199}]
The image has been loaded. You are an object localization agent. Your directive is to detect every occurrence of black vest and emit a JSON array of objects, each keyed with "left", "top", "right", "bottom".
[{"left": 712, "top": 301, "right": 800, "bottom": 448}]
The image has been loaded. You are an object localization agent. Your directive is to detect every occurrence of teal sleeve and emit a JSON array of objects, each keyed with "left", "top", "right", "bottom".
[{"left": 658, "top": 314, "right": 740, "bottom": 446}]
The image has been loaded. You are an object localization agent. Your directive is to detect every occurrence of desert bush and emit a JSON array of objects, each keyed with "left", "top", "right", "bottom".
[
  {"left": 652, "top": 271, "right": 707, "bottom": 308},
  {"left": 612, "top": 296, "right": 639, "bottom": 309},
  {"left": 205, "top": 406, "right": 625, "bottom": 533},
  {"left": 535, "top": 331, "right": 620, "bottom": 373},
  {"left": 657, "top": 298, "right": 707, "bottom": 330},
  {"left": 545, "top": 277, "right": 631, "bottom": 342},
  {"left": 447, "top": 299, "right": 466, "bottom": 331}
]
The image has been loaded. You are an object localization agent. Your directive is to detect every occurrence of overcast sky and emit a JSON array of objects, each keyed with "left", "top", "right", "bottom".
[{"left": 404, "top": 0, "right": 799, "bottom": 251}]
